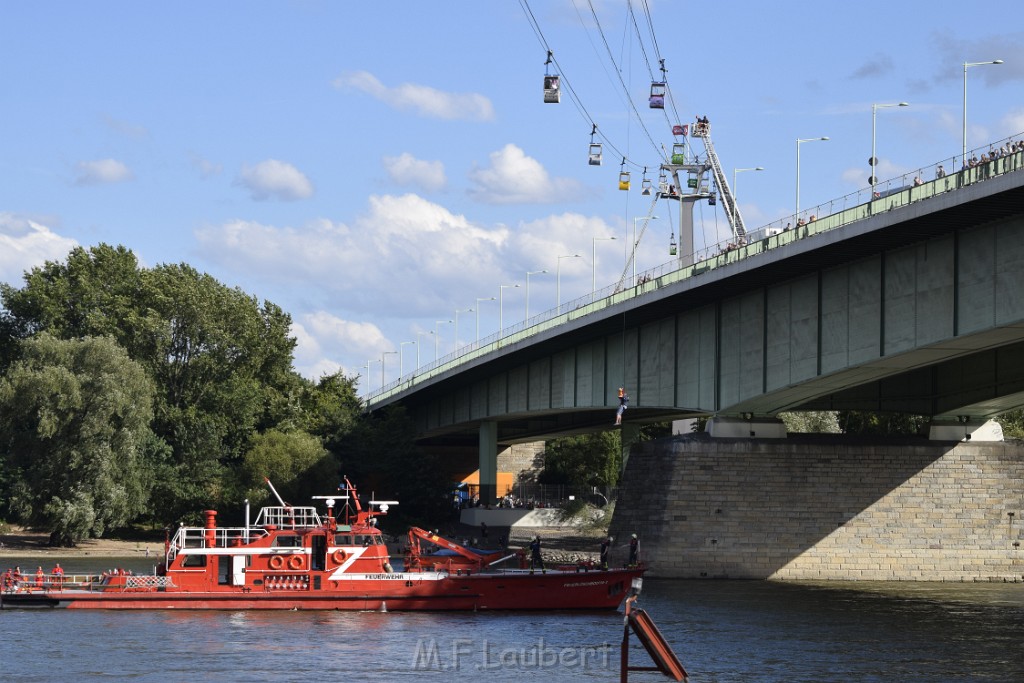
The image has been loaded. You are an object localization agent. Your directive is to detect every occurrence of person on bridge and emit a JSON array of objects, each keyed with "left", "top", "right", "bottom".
[{"left": 615, "top": 387, "right": 629, "bottom": 425}]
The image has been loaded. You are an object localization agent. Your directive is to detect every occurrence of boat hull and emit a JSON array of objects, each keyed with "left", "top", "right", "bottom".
[{"left": 1, "top": 568, "right": 641, "bottom": 611}]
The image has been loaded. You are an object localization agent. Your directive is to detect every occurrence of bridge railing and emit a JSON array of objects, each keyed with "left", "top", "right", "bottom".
[{"left": 365, "top": 136, "right": 1024, "bottom": 406}]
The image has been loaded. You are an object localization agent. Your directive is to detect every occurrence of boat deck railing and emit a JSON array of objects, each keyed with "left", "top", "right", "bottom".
[
  {"left": 1, "top": 572, "right": 171, "bottom": 592},
  {"left": 255, "top": 506, "right": 323, "bottom": 530},
  {"left": 365, "top": 135, "right": 1024, "bottom": 407},
  {"left": 167, "top": 526, "right": 271, "bottom": 563}
]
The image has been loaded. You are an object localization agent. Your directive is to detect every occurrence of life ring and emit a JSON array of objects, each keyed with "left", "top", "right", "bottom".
[
  {"left": 268, "top": 555, "right": 284, "bottom": 570},
  {"left": 288, "top": 555, "right": 305, "bottom": 570},
  {"left": 332, "top": 549, "right": 347, "bottom": 564}
]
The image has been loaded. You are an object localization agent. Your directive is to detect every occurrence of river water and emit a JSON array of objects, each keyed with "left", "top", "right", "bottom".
[{"left": 1, "top": 556, "right": 1022, "bottom": 682}]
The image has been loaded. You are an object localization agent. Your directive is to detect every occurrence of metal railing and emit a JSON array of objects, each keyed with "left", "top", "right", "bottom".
[{"left": 366, "top": 135, "right": 1024, "bottom": 407}]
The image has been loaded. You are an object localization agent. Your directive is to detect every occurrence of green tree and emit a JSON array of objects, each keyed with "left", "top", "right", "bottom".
[
  {"left": 780, "top": 411, "right": 841, "bottom": 433},
  {"left": 338, "top": 405, "right": 450, "bottom": 529},
  {"left": 238, "top": 428, "right": 336, "bottom": 505},
  {"left": 0, "top": 334, "right": 157, "bottom": 546},
  {"left": 1, "top": 245, "right": 302, "bottom": 522},
  {"left": 837, "top": 411, "right": 928, "bottom": 435},
  {"left": 540, "top": 432, "right": 622, "bottom": 490}
]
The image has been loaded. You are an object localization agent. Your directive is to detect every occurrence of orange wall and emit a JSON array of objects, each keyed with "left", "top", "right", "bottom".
[{"left": 457, "top": 470, "right": 515, "bottom": 496}]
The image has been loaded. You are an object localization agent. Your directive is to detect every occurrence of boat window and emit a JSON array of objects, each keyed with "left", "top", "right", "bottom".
[
  {"left": 334, "top": 534, "right": 352, "bottom": 546},
  {"left": 182, "top": 554, "right": 207, "bottom": 567},
  {"left": 272, "top": 534, "right": 301, "bottom": 548}
]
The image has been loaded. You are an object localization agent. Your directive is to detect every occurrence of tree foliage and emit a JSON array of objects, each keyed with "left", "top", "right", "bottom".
[
  {"left": 0, "top": 334, "right": 157, "bottom": 546},
  {"left": 0, "top": 244, "right": 306, "bottom": 523},
  {"left": 780, "top": 411, "right": 841, "bottom": 433},
  {"left": 337, "top": 405, "right": 451, "bottom": 529},
  {"left": 836, "top": 411, "right": 928, "bottom": 436},
  {"left": 540, "top": 432, "right": 622, "bottom": 490}
]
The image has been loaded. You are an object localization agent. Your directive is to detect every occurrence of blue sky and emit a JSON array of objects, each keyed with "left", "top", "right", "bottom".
[{"left": 3, "top": 1, "right": 1023, "bottom": 391}]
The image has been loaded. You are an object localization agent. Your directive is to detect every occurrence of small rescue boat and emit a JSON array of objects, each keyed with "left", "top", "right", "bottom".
[{"left": 0, "top": 478, "right": 643, "bottom": 611}]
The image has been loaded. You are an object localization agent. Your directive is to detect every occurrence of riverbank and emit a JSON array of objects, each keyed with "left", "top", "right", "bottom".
[{"left": 0, "top": 526, "right": 162, "bottom": 559}]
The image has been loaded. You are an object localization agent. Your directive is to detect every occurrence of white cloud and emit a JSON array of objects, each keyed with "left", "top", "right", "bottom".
[
  {"left": 0, "top": 213, "right": 78, "bottom": 284},
  {"left": 383, "top": 153, "right": 446, "bottom": 192},
  {"left": 189, "top": 153, "right": 223, "bottom": 178},
  {"left": 237, "top": 159, "right": 314, "bottom": 201},
  {"left": 333, "top": 70, "right": 494, "bottom": 122},
  {"left": 291, "top": 315, "right": 380, "bottom": 380},
  {"left": 73, "top": 158, "right": 133, "bottom": 186},
  {"left": 195, "top": 193, "right": 507, "bottom": 316},
  {"left": 840, "top": 158, "right": 911, "bottom": 189},
  {"left": 999, "top": 108, "right": 1024, "bottom": 140},
  {"left": 468, "top": 144, "right": 586, "bottom": 204}
]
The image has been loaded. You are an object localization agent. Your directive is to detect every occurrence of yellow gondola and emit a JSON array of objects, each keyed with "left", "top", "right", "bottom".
[{"left": 619, "top": 171, "right": 631, "bottom": 191}]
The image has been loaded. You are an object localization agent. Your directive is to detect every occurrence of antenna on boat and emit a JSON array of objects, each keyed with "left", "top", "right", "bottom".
[{"left": 264, "top": 477, "right": 288, "bottom": 507}]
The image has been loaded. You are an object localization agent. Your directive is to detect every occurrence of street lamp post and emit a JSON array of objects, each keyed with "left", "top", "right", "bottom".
[
  {"left": 632, "top": 217, "right": 657, "bottom": 287},
  {"left": 963, "top": 60, "right": 1003, "bottom": 166},
  {"left": 399, "top": 341, "right": 416, "bottom": 378},
  {"left": 434, "top": 319, "right": 452, "bottom": 361},
  {"left": 732, "top": 167, "right": 764, "bottom": 210},
  {"left": 556, "top": 254, "right": 581, "bottom": 313},
  {"left": 475, "top": 297, "right": 495, "bottom": 340},
  {"left": 498, "top": 284, "right": 520, "bottom": 331},
  {"left": 525, "top": 270, "right": 546, "bottom": 320},
  {"left": 870, "top": 103, "right": 909, "bottom": 187},
  {"left": 592, "top": 236, "right": 616, "bottom": 294},
  {"left": 796, "top": 137, "right": 829, "bottom": 219},
  {"left": 381, "top": 351, "right": 396, "bottom": 387},
  {"left": 454, "top": 308, "right": 473, "bottom": 352}
]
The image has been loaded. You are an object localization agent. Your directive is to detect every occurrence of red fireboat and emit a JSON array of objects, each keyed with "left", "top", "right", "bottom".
[{"left": 0, "top": 478, "right": 643, "bottom": 611}]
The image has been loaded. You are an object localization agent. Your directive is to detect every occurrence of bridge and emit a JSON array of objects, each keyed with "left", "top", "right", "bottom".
[{"left": 367, "top": 145, "right": 1024, "bottom": 504}]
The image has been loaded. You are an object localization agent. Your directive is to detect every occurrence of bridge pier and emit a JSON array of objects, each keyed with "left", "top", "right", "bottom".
[
  {"left": 610, "top": 432, "right": 1024, "bottom": 580},
  {"left": 620, "top": 423, "right": 641, "bottom": 471},
  {"left": 706, "top": 416, "right": 787, "bottom": 439},
  {"left": 928, "top": 418, "right": 1003, "bottom": 442},
  {"left": 478, "top": 421, "right": 497, "bottom": 506}
]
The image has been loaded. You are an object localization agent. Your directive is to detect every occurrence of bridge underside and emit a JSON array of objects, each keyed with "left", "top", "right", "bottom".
[{"left": 400, "top": 171, "right": 1024, "bottom": 448}]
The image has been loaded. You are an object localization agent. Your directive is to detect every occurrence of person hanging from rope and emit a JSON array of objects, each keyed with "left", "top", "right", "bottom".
[{"left": 615, "top": 387, "right": 629, "bottom": 425}]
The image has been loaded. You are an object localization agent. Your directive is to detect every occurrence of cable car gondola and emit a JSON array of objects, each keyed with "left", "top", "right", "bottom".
[
  {"left": 671, "top": 143, "right": 686, "bottom": 165},
  {"left": 544, "top": 75, "right": 560, "bottom": 103},
  {"left": 543, "top": 51, "right": 560, "bottom": 103},
  {"left": 588, "top": 124, "right": 602, "bottom": 165},
  {"left": 649, "top": 82, "right": 666, "bottom": 109},
  {"left": 619, "top": 171, "right": 631, "bottom": 191}
]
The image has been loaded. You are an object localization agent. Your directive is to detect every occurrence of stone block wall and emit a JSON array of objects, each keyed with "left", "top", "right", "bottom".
[
  {"left": 498, "top": 441, "right": 545, "bottom": 482},
  {"left": 609, "top": 433, "right": 1024, "bottom": 581}
]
